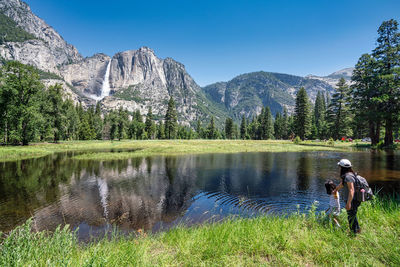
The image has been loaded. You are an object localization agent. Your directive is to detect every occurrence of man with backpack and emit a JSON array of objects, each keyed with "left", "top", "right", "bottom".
[{"left": 333, "top": 159, "right": 373, "bottom": 234}]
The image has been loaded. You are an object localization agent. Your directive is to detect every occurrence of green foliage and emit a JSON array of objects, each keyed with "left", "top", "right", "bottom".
[
  {"left": 350, "top": 19, "right": 400, "bottom": 147},
  {"left": 113, "top": 85, "right": 148, "bottom": 102},
  {"left": 328, "top": 137, "right": 335, "bottom": 146},
  {"left": 45, "top": 84, "right": 65, "bottom": 142},
  {"left": 37, "top": 69, "right": 64, "bottom": 80},
  {"left": 260, "top": 107, "right": 274, "bottom": 139},
  {"left": 371, "top": 19, "right": 400, "bottom": 146},
  {"left": 156, "top": 121, "right": 165, "bottom": 139},
  {"left": 1, "top": 197, "right": 399, "bottom": 266},
  {"left": 240, "top": 115, "right": 247, "bottom": 139},
  {"left": 0, "top": 13, "right": 36, "bottom": 44},
  {"left": 224, "top": 117, "right": 234, "bottom": 139},
  {"left": 313, "top": 91, "right": 328, "bottom": 139},
  {"left": 165, "top": 97, "right": 178, "bottom": 139},
  {"left": 293, "top": 136, "right": 301, "bottom": 144},
  {"left": 327, "top": 78, "right": 353, "bottom": 140},
  {"left": 206, "top": 116, "right": 218, "bottom": 139},
  {"left": 145, "top": 107, "right": 156, "bottom": 139},
  {"left": 294, "top": 87, "right": 311, "bottom": 140},
  {"left": 0, "top": 61, "right": 44, "bottom": 145}
]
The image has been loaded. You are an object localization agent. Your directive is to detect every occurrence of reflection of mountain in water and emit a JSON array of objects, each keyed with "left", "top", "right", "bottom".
[
  {"left": 32, "top": 156, "right": 198, "bottom": 233},
  {"left": 1, "top": 150, "right": 399, "bottom": 238}
]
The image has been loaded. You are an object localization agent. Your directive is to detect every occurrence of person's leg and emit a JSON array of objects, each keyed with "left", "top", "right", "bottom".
[
  {"left": 333, "top": 216, "right": 341, "bottom": 227},
  {"left": 333, "top": 208, "right": 341, "bottom": 227},
  {"left": 347, "top": 200, "right": 360, "bottom": 233}
]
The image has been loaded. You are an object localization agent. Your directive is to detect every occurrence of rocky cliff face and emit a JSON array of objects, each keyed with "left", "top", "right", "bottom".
[
  {"left": 61, "top": 53, "right": 110, "bottom": 98},
  {"left": 100, "top": 47, "right": 223, "bottom": 124},
  {"left": 306, "top": 67, "right": 354, "bottom": 87},
  {"left": 0, "top": 0, "right": 82, "bottom": 73}
]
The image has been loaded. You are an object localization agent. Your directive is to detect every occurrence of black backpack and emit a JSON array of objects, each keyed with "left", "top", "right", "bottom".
[{"left": 352, "top": 173, "right": 374, "bottom": 202}]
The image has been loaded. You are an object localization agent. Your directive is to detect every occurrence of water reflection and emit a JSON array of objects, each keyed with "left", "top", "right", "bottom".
[{"left": 0, "top": 150, "right": 399, "bottom": 240}]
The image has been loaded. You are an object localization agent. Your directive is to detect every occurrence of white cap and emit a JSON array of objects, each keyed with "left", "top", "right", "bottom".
[{"left": 337, "top": 159, "right": 352, "bottom": 168}]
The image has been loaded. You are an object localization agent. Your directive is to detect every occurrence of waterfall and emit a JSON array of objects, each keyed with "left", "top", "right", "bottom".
[
  {"left": 90, "top": 60, "right": 112, "bottom": 101},
  {"left": 100, "top": 60, "right": 112, "bottom": 99},
  {"left": 96, "top": 178, "right": 109, "bottom": 219}
]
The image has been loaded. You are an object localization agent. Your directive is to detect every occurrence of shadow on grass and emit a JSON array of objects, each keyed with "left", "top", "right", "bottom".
[{"left": 297, "top": 143, "right": 336, "bottom": 148}]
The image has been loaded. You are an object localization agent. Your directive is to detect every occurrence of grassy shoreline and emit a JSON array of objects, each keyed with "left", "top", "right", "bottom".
[
  {"left": 1, "top": 197, "right": 399, "bottom": 266},
  {"left": 0, "top": 139, "right": 358, "bottom": 162}
]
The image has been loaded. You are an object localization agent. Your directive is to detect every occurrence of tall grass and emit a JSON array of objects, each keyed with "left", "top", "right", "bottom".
[
  {"left": 0, "top": 139, "right": 355, "bottom": 162},
  {"left": 1, "top": 197, "right": 399, "bottom": 266}
]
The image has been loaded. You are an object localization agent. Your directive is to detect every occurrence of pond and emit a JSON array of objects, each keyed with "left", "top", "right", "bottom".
[{"left": 1, "top": 150, "right": 399, "bottom": 241}]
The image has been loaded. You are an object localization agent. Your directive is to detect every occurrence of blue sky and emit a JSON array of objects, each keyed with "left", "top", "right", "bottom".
[{"left": 25, "top": 0, "right": 400, "bottom": 86}]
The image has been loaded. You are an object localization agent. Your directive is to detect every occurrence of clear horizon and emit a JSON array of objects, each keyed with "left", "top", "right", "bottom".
[{"left": 25, "top": 0, "right": 400, "bottom": 86}]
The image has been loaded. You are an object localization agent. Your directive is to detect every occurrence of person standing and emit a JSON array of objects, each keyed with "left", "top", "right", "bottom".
[{"left": 333, "top": 159, "right": 362, "bottom": 234}]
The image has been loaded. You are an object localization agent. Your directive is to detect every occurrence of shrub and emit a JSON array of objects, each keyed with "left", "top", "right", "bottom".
[
  {"left": 328, "top": 138, "right": 335, "bottom": 146},
  {"left": 293, "top": 136, "right": 301, "bottom": 144}
]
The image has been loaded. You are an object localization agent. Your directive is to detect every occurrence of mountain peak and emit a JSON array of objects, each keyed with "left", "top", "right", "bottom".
[
  {"left": 326, "top": 67, "right": 354, "bottom": 79},
  {"left": 0, "top": 0, "right": 82, "bottom": 72}
]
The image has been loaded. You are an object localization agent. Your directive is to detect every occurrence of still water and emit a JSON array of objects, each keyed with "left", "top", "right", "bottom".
[{"left": 1, "top": 151, "right": 399, "bottom": 240}]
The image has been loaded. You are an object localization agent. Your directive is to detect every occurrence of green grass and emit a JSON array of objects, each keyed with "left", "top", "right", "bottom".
[
  {"left": 1, "top": 197, "right": 399, "bottom": 266},
  {"left": 0, "top": 140, "right": 356, "bottom": 162}
]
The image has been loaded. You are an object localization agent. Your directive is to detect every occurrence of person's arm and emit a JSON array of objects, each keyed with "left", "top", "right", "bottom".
[
  {"left": 346, "top": 182, "right": 354, "bottom": 210},
  {"left": 335, "top": 192, "right": 340, "bottom": 210},
  {"left": 333, "top": 182, "right": 343, "bottom": 194}
]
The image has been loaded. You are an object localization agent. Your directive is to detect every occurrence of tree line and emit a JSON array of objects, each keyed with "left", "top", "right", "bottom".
[
  {"left": 225, "top": 19, "right": 400, "bottom": 147},
  {"left": 0, "top": 62, "right": 197, "bottom": 145},
  {"left": 0, "top": 19, "right": 399, "bottom": 146}
]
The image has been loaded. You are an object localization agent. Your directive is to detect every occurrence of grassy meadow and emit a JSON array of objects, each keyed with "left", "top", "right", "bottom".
[
  {"left": 1, "top": 197, "right": 399, "bottom": 266},
  {"left": 0, "top": 139, "right": 359, "bottom": 162}
]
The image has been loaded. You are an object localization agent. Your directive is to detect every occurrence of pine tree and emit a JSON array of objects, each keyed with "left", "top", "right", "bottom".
[
  {"left": 294, "top": 87, "right": 311, "bottom": 140},
  {"left": 165, "top": 97, "right": 178, "bottom": 139},
  {"left": 117, "top": 107, "right": 128, "bottom": 140},
  {"left": 263, "top": 107, "right": 274, "bottom": 139},
  {"left": 63, "top": 99, "right": 79, "bottom": 140},
  {"left": 314, "top": 91, "right": 327, "bottom": 139},
  {"left": 156, "top": 121, "right": 165, "bottom": 139},
  {"left": 195, "top": 120, "right": 204, "bottom": 139},
  {"left": 240, "top": 115, "right": 247, "bottom": 139},
  {"left": 352, "top": 53, "right": 381, "bottom": 145},
  {"left": 46, "top": 84, "right": 65, "bottom": 143},
  {"left": 109, "top": 110, "right": 118, "bottom": 140},
  {"left": 0, "top": 61, "right": 44, "bottom": 145},
  {"left": 207, "top": 116, "right": 217, "bottom": 139},
  {"left": 327, "top": 78, "right": 353, "bottom": 140},
  {"left": 225, "top": 117, "right": 234, "bottom": 139},
  {"left": 274, "top": 112, "right": 283, "bottom": 139},
  {"left": 145, "top": 107, "right": 156, "bottom": 139},
  {"left": 248, "top": 116, "right": 260, "bottom": 140},
  {"left": 94, "top": 102, "right": 103, "bottom": 140},
  {"left": 372, "top": 19, "right": 400, "bottom": 146},
  {"left": 282, "top": 108, "right": 289, "bottom": 139}
]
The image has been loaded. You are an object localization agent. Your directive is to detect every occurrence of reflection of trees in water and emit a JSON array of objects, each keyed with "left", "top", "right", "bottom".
[
  {"left": 296, "top": 155, "right": 312, "bottom": 191},
  {"left": 2, "top": 151, "right": 400, "bottom": 234},
  {"left": 0, "top": 153, "right": 95, "bottom": 231},
  {"left": 32, "top": 156, "right": 198, "bottom": 232},
  {"left": 197, "top": 153, "right": 299, "bottom": 198}
]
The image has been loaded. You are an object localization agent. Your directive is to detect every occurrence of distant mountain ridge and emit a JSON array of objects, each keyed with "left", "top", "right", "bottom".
[
  {"left": 202, "top": 71, "right": 338, "bottom": 120},
  {"left": 0, "top": 0, "right": 353, "bottom": 125},
  {"left": 306, "top": 67, "right": 354, "bottom": 87}
]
